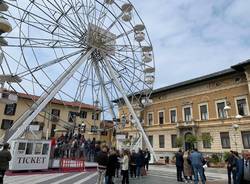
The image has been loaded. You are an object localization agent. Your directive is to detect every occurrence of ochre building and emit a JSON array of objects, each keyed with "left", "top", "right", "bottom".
[
  {"left": 0, "top": 92, "right": 111, "bottom": 142},
  {"left": 120, "top": 60, "right": 250, "bottom": 158}
]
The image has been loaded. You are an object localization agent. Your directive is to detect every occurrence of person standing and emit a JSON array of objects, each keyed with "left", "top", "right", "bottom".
[
  {"left": 106, "top": 148, "right": 118, "bottom": 184},
  {"left": 121, "top": 150, "right": 129, "bottom": 184},
  {"left": 0, "top": 143, "right": 12, "bottom": 184},
  {"left": 240, "top": 151, "right": 250, "bottom": 184},
  {"left": 129, "top": 150, "right": 137, "bottom": 178},
  {"left": 175, "top": 149, "right": 184, "bottom": 182},
  {"left": 190, "top": 148, "right": 206, "bottom": 184},
  {"left": 183, "top": 151, "right": 192, "bottom": 184},
  {"left": 115, "top": 150, "right": 121, "bottom": 178},
  {"left": 96, "top": 145, "right": 109, "bottom": 184},
  {"left": 226, "top": 151, "right": 235, "bottom": 184},
  {"left": 135, "top": 149, "right": 143, "bottom": 178},
  {"left": 144, "top": 148, "right": 151, "bottom": 171}
]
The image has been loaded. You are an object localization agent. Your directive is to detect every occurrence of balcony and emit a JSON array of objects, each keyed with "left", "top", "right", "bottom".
[{"left": 176, "top": 120, "right": 198, "bottom": 128}]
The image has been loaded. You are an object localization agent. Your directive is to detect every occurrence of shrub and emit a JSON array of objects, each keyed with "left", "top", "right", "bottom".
[
  {"left": 209, "top": 154, "right": 220, "bottom": 164},
  {"left": 223, "top": 151, "right": 231, "bottom": 161}
]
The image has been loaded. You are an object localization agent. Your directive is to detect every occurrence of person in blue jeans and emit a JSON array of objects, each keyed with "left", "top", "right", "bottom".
[{"left": 190, "top": 148, "right": 206, "bottom": 184}]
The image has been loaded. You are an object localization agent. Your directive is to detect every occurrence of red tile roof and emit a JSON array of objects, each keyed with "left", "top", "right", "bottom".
[{"left": 17, "top": 92, "right": 98, "bottom": 110}]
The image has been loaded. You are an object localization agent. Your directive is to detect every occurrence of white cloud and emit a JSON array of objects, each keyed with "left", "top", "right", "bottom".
[{"left": 132, "top": 0, "right": 250, "bottom": 88}]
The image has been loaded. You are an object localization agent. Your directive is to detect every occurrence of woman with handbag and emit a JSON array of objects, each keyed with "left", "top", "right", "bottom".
[{"left": 183, "top": 151, "right": 192, "bottom": 184}]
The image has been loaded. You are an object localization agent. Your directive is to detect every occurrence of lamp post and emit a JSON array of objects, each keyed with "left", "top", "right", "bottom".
[
  {"left": 232, "top": 114, "right": 242, "bottom": 151},
  {"left": 224, "top": 105, "right": 231, "bottom": 118},
  {"left": 232, "top": 124, "right": 239, "bottom": 152}
]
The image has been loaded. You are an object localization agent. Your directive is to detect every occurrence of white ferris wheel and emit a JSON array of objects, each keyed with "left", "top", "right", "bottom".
[{"left": 0, "top": 0, "right": 156, "bottom": 159}]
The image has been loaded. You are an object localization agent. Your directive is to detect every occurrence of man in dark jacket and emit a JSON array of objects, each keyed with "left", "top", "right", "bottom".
[
  {"left": 144, "top": 148, "right": 151, "bottom": 171},
  {"left": 175, "top": 149, "right": 184, "bottom": 182},
  {"left": 135, "top": 149, "right": 143, "bottom": 177},
  {"left": 129, "top": 150, "right": 137, "bottom": 178},
  {"left": 106, "top": 148, "right": 118, "bottom": 184},
  {"left": 0, "top": 143, "right": 12, "bottom": 184},
  {"left": 226, "top": 150, "right": 235, "bottom": 184},
  {"left": 239, "top": 151, "right": 250, "bottom": 184},
  {"left": 96, "top": 145, "right": 108, "bottom": 184}
]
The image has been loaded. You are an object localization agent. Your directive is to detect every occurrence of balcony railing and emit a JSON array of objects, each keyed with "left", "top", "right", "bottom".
[{"left": 176, "top": 120, "right": 197, "bottom": 128}]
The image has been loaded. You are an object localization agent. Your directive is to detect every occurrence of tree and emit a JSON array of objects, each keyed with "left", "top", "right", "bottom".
[
  {"left": 185, "top": 134, "right": 198, "bottom": 150},
  {"left": 176, "top": 137, "right": 184, "bottom": 148}
]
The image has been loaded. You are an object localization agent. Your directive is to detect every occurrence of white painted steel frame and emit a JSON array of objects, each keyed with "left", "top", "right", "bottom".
[
  {"left": 7, "top": 48, "right": 94, "bottom": 143},
  {"left": 104, "top": 58, "right": 158, "bottom": 161}
]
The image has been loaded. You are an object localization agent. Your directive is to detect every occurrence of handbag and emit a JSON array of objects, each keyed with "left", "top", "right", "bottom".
[{"left": 141, "top": 167, "right": 147, "bottom": 176}]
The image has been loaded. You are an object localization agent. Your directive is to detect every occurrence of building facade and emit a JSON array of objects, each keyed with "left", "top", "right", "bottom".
[
  {"left": 120, "top": 60, "right": 250, "bottom": 159},
  {"left": 0, "top": 92, "right": 111, "bottom": 142}
]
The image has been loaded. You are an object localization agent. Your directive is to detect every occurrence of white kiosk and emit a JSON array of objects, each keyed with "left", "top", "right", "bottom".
[{"left": 9, "top": 139, "right": 51, "bottom": 171}]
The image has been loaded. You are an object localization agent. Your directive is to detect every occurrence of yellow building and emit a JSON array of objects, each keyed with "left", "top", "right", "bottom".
[
  {"left": 120, "top": 60, "right": 250, "bottom": 158},
  {"left": 0, "top": 92, "right": 111, "bottom": 142}
]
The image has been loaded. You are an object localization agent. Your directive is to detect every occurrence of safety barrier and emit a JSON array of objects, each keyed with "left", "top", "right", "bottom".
[{"left": 60, "top": 158, "right": 85, "bottom": 172}]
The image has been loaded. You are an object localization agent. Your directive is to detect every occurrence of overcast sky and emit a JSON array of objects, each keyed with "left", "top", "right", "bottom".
[{"left": 132, "top": 0, "right": 250, "bottom": 89}]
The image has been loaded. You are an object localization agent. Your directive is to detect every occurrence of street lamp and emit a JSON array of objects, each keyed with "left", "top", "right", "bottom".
[
  {"left": 232, "top": 120, "right": 240, "bottom": 152},
  {"left": 224, "top": 105, "right": 231, "bottom": 118}
]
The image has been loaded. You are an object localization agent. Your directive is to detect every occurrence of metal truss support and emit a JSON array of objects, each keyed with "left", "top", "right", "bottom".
[
  {"left": 6, "top": 48, "right": 94, "bottom": 143},
  {"left": 104, "top": 59, "right": 158, "bottom": 162}
]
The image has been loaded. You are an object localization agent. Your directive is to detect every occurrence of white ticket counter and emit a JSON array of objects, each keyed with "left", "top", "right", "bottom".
[{"left": 9, "top": 139, "right": 51, "bottom": 171}]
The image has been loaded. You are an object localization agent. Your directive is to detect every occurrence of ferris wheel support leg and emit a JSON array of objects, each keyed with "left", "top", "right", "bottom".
[
  {"left": 93, "top": 61, "right": 117, "bottom": 122},
  {"left": 7, "top": 48, "right": 94, "bottom": 143},
  {"left": 104, "top": 60, "right": 158, "bottom": 162}
]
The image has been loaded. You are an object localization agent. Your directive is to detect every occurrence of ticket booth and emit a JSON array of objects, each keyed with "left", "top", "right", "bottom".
[{"left": 9, "top": 139, "right": 51, "bottom": 171}]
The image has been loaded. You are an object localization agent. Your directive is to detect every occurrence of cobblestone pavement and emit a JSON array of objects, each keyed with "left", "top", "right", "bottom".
[{"left": 4, "top": 166, "right": 227, "bottom": 184}]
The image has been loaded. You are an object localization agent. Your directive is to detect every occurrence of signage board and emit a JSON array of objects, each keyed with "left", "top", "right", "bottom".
[
  {"left": 9, "top": 139, "right": 51, "bottom": 170},
  {"left": 116, "top": 134, "right": 126, "bottom": 140}
]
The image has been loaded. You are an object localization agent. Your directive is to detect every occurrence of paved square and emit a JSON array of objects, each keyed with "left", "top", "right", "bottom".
[{"left": 4, "top": 166, "right": 227, "bottom": 184}]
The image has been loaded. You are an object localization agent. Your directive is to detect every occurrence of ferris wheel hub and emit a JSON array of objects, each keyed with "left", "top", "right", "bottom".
[{"left": 87, "top": 24, "right": 116, "bottom": 56}]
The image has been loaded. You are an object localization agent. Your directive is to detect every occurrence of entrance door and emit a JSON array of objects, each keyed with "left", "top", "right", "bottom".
[{"left": 184, "top": 132, "right": 193, "bottom": 151}]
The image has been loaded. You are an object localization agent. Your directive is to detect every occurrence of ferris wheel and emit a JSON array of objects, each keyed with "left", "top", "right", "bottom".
[{"left": 0, "top": 0, "right": 156, "bottom": 159}]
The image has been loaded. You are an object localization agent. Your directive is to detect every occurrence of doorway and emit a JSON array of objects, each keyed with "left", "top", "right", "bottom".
[{"left": 184, "top": 132, "right": 193, "bottom": 151}]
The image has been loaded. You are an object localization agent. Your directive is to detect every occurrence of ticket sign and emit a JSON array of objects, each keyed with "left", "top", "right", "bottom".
[
  {"left": 116, "top": 134, "right": 126, "bottom": 140},
  {"left": 9, "top": 140, "right": 51, "bottom": 171}
]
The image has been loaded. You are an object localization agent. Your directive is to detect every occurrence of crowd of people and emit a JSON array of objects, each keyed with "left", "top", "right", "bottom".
[
  {"left": 175, "top": 148, "right": 250, "bottom": 184},
  {"left": 96, "top": 145, "right": 151, "bottom": 184},
  {"left": 51, "top": 132, "right": 102, "bottom": 162},
  {"left": 226, "top": 150, "right": 250, "bottom": 184},
  {"left": 175, "top": 148, "right": 207, "bottom": 184}
]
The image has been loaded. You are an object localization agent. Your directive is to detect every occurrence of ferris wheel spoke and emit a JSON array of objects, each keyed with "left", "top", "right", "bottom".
[
  {"left": 26, "top": 6, "right": 82, "bottom": 41},
  {"left": 95, "top": 1, "right": 109, "bottom": 28},
  {"left": 4, "top": 36, "right": 81, "bottom": 48},
  {"left": 109, "top": 54, "right": 144, "bottom": 73},
  {"left": 99, "top": 60, "right": 140, "bottom": 107},
  {"left": 111, "top": 44, "right": 142, "bottom": 53},
  {"left": 66, "top": 0, "right": 88, "bottom": 32},
  {"left": 107, "top": 47, "right": 152, "bottom": 68},
  {"left": 0, "top": 48, "right": 26, "bottom": 74},
  {"left": 17, "top": 49, "right": 83, "bottom": 77},
  {"left": 106, "top": 61, "right": 143, "bottom": 94},
  {"left": 40, "top": 0, "right": 87, "bottom": 37},
  {"left": 5, "top": 2, "right": 81, "bottom": 43},
  {"left": 3, "top": 11, "right": 77, "bottom": 43},
  {"left": 56, "top": 1, "right": 87, "bottom": 37},
  {"left": 109, "top": 58, "right": 153, "bottom": 90},
  {"left": 34, "top": 0, "right": 84, "bottom": 35},
  {"left": 73, "top": 58, "right": 92, "bottom": 101}
]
